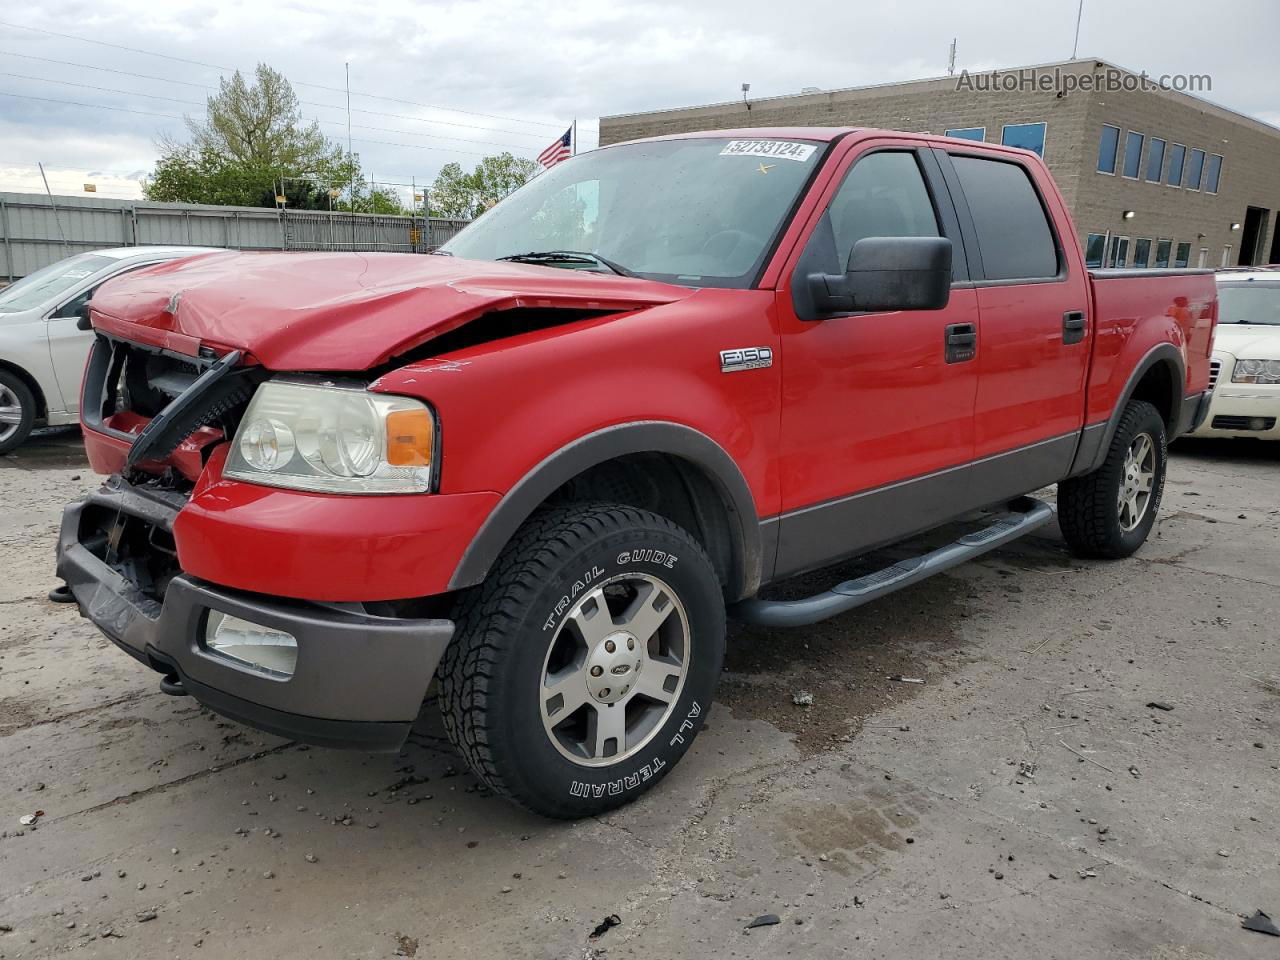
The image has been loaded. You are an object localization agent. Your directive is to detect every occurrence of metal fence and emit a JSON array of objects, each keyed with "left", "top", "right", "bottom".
[{"left": 0, "top": 192, "right": 471, "bottom": 280}]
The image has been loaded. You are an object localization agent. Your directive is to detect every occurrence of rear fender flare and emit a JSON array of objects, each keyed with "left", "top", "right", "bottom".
[
  {"left": 448, "top": 421, "right": 762, "bottom": 599},
  {"left": 1070, "top": 342, "right": 1184, "bottom": 476}
]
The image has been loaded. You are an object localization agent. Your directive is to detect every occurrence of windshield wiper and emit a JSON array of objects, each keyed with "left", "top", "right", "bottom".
[{"left": 497, "top": 250, "right": 635, "bottom": 277}]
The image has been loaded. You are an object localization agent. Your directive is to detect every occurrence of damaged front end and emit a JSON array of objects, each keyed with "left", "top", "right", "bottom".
[
  {"left": 79, "top": 334, "right": 265, "bottom": 482},
  {"left": 58, "top": 333, "right": 455, "bottom": 751}
]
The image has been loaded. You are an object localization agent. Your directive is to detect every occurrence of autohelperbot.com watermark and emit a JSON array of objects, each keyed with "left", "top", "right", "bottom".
[{"left": 955, "top": 66, "right": 1211, "bottom": 95}]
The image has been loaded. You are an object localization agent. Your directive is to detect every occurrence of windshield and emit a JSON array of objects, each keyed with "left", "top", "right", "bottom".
[
  {"left": 0, "top": 253, "right": 115, "bottom": 314},
  {"left": 1218, "top": 280, "right": 1280, "bottom": 326},
  {"left": 441, "top": 137, "right": 827, "bottom": 288}
]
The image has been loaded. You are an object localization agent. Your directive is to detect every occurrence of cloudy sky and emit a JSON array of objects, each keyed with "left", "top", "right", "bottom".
[{"left": 1, "top": 0, "right": 1276, "bottom": 202}]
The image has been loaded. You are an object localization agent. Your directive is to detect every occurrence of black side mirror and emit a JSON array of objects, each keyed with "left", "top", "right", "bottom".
[
  {"left": 75, "top": 303, "right": 92, "bottom": 331},
  {"left": 806, "top": 236, "right": 952, "bottom": 316}
]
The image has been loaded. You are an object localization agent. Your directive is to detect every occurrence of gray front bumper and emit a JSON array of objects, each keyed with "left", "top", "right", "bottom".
[{"left": 56, "top": 484, "right": 453, "bottom": 751}]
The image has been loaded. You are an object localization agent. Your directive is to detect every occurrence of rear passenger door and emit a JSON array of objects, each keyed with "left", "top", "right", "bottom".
[{"left": 935, "top": 148, "right": 1091, "bottom": 495}]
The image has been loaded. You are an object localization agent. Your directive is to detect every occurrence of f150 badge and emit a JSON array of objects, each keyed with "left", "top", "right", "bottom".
[{"left": 720, "top": 346, "right": 773, "bottom": 373}]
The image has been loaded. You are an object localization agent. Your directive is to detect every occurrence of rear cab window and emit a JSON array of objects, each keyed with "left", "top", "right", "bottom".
[{"left": 949, "top": 154, "right": 1061, "bottom": 281}]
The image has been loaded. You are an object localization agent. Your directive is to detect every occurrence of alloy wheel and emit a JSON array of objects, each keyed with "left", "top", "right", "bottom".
[{"left": 539, "top": 573, "right": 689, "bottom": 767}]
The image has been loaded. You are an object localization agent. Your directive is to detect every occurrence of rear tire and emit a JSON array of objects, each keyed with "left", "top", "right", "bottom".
[
  {"left": 438, "top": 502, "right": 725, "bottom": 819},
  {"left": 1058, "top": 400, "right": 1167, "bottom": 559},
  {"left": 0, "top": 370, "right": 36, "bottom": 456}
]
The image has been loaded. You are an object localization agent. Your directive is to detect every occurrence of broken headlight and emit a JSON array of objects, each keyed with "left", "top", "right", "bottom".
[{"left": 225, "top": 380, "right": 436, "bottom": 494}]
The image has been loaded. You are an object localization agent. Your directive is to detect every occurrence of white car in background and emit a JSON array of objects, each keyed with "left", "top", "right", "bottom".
[
  {"left": 0, "top": 247, "right": 220, "bottom": 455},
  {"left": 1189, "top": 269, "right": 1280, "bottom": 441}
]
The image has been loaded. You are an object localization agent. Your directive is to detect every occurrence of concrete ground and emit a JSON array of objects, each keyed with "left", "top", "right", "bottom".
[{"left": 1, "top": 429, "right": 1278, "bottom": 960}]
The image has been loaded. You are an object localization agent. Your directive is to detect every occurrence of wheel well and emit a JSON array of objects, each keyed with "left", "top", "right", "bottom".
[
  {"left": 1127, "top": 360, "right": 1178, "bottom": 432},
  {"left": 549, "top": 453, "right": 741, "bottom": 598},
  {"left": 0, "top": 360, "right": 47, "bottom": 420}
]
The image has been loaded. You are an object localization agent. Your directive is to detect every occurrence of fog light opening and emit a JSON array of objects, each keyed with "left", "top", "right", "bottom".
[
  {"left": 1250, "top": 417, "right": 1268, "bottom": 431},
  {"left": 204, "top": 611, "right": 297, "bottom": 678}
]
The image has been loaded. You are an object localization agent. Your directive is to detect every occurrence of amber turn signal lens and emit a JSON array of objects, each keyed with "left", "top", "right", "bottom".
[{"left": 385, "top": 409, "right": 434, "bottom": 467}]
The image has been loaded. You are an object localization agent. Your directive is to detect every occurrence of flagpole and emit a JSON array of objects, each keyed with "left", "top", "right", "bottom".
[{"left": 572, "top": 117, "right": 578, "bottom": 156}]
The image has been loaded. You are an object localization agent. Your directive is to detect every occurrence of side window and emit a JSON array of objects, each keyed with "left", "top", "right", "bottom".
[
  {"left": 827, "top": 151, "right": 940, "bottom": 270},
  {"left": 51, "top": 287, "right": 93, "bottom": 319},
  {"left": 951, "top": 155, "right": 1059, "bottom": 281},
  {"left": 51, "top": 262, "right": 161, "bottom": 320}
]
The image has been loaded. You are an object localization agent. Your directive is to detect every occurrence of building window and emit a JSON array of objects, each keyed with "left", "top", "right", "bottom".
[
  {"left": 1186, "top": 149, "right": 1206, "bottom": 190},
  {"left": 1197, "top": 248, "right": 1208, "bottom": 268},
  {"left": 1144, "top": 139, "right": 1166, "bottom": 183},
  {"left": 1122, "top": 131, "right": 1144, "bottom": 179},
  {"left": 1084, "top": 233, "right": 1107, "bottom": 268},
  {"left": 1221, "top": 245, "right": 1232, "bottom": 267},
  {"left": 1205, "top": 154, "right": 1223, "bottom": 194},
  {"left": 1132, "top": 238, "right": 1152, "bottom": 267},
  {"left": 1174, "top": 242, "right": 1191, "bottom": 268},
  {"left": 1000, "top": 122, "right": 1047, "bottom": 156},
  {"left": 1097, "top": 125, "right": 1120, "bottom": 174},
  {"left": 1154, "top": 239, "right": 1172, "bottom": 268},
  {"left": 1108, "top": 235, "right": 1130, "bottom": 268},
  {"left": 1166, "top": 144, "right": 1186, "bottom": 187},
  {"left": 945, "top": 127, "right": 985, "bottom": 141}
]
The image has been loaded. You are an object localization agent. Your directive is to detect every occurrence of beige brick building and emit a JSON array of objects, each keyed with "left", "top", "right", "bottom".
[{"left": 599, "top": 59, "right": 1280, "bottom": 270}]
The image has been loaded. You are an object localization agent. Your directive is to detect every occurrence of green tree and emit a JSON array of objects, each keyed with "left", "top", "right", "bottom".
[
  {"left": 429, "top": 152, "right": 539, "bottom": 218},
  {"left": 143, "top": 63, "right": 402, "bottom": 213}
]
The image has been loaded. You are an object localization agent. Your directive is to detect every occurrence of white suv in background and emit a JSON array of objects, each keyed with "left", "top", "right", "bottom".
[
  {"left": 0, "top": 246, "right": 220, "bottom": 455},
  {"left": 1189, "top": 269, "right": 1280, "bottom": 441}
]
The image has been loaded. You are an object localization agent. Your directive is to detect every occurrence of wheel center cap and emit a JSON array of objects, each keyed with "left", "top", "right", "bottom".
[{"left": 585, "top": 632, "right": 643, "bottom": 704}]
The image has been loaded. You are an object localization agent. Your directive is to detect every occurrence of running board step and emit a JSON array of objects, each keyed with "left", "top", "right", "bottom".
[{"left": 731, "top": 496, "right": 1056, "bottom": 628}]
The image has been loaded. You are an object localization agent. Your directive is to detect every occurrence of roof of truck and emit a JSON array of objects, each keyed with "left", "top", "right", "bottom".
[
  {"left": 621, "top": 127, "right": 859, "bottom": 145},
  {"left": 609, "top": 127, "right": 1033, "bottom": 154}
]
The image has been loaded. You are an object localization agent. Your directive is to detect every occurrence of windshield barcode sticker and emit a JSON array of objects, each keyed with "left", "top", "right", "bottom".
[{"left": 719, "top": 140, "right": 816, "bottom": 162}]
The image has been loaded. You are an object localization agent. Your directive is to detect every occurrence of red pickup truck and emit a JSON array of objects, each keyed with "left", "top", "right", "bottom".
[{"left": 57, "top": 128, "right": 1216, "bottom": 818}]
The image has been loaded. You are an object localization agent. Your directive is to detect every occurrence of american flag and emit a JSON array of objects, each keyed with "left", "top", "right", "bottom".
[{"left": 537, "top": 127, "right": 573, "bottom": 170}]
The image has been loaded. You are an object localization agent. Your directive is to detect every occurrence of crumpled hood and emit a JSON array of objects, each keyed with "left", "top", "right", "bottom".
[
  {"left": 1212, "top": 324, "right": 1280, "bottom": 360},
  {"left": 88, "top": 251, "right": 693, "bottom": 370}
]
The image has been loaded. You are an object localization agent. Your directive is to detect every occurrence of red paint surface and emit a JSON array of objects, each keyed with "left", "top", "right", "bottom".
[
  {"left": 173, "top": 447, "right": 501, "bottom": 601},
  {"left": 89, "top": 251, "right": 692, "bottom": 371}
]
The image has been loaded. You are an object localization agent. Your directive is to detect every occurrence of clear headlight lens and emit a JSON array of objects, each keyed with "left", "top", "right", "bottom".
[
  {"left": 1231, "top": 359, "right": 1280, "bottom": 384},
  {"left": 225, "top": 381, "right": 436, "bottom": 494}
]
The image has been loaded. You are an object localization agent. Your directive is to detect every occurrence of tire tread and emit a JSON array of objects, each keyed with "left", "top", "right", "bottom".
[
  {"left": 438, "top": 501, "right": 715, "bottom": 816},
  {"left": 1058, "top": 400, "right": 1166, "bottom": 559}
]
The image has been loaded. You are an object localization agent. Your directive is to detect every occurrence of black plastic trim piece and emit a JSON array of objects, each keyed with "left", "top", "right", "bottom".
[
  {"left": 125, "top": 349, "right": 248, "bottom": 468},
  {"left": 733, "top": 496, "right": 1055, "bottom": 627},
  {"left": 1068, "top": 342, "right": 1185, "bottom": 475},
  {"left": 449, "top": 422, "right": 763, "bottom": 599},
  {"left": 1177, "top": 391, "right": 1211, "bottom": 435},
  {"left": 1065, "top": 422, "right": 1108, "bottom": 479},
  {"left": 1063, "top": 310, "right": 1087, "bottom": 345},
  {"left": 771, "top": 432, "right": 1077, "bottom": 581}
]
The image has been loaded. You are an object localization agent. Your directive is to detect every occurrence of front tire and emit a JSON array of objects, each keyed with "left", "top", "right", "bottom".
[
  {"left": 438, "top": 502, "right": 725, "bottom": 819},
  {"left": 0, "top": 370, "right": 36, "bottom": 456},
  {"left": 1058, "top": 400, "right": 1167, "bottom": 559}
]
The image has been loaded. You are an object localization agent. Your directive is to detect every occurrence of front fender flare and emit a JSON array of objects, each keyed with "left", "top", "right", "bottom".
[{"left": 448, "top": 421, "right": 763, "bottom": 599}]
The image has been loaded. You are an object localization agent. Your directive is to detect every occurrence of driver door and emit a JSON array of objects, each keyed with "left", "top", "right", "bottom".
[{"left": 771, "top": 139, "right": 981, "bottom": 578}]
